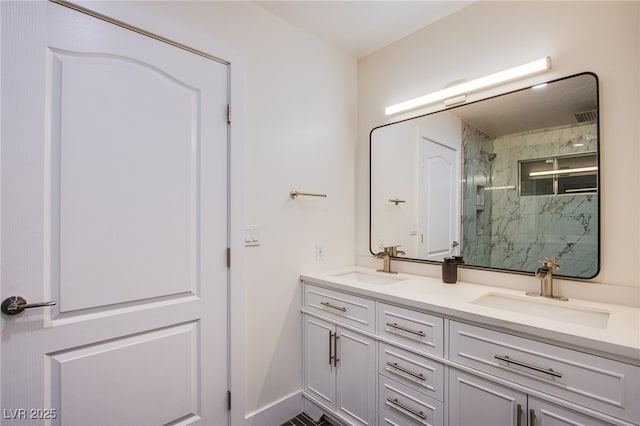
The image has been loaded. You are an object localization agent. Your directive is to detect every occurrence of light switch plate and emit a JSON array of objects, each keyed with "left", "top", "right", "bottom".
[{"left": 244, "top": 225, "right": 261, "bottom": 246}]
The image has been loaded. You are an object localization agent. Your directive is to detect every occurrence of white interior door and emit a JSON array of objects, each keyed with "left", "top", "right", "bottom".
[
  {"left": 1, "top": 2, "right": 229, "bottom": 425},
  {"left": 418, "top": 136, "right": 460, "bottom": 261}
]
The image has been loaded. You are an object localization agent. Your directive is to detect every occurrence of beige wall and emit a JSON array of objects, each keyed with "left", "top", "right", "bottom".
[{"left": 357, "top": 1, "right": 640, "bottom": 303}]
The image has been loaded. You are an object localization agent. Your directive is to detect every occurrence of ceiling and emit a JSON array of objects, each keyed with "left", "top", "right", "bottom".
[
  {"left": 254, "top": 1, "right": 474, "bottom": 59},
  {"left": 451, "top": 73, "right": 598, "bottom": 138}
]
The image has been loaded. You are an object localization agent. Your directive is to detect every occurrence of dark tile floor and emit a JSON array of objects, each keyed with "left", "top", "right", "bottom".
[{"left": 279, "top": 412, "right": 337, "bottom": 426}]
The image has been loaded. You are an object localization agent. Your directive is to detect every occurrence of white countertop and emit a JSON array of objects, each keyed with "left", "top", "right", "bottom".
[{"left": 301, "top": 266, "right": 640, "bottom": 365}]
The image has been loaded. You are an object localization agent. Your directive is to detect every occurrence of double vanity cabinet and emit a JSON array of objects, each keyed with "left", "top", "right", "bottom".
[{"left": 300, "top": 270, "right": 640, "bottom": 426}]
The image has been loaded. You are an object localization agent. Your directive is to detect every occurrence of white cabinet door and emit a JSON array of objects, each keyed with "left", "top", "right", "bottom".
[
  {"left": 337, "top": 327, "right": 377, "bottom": 426},
  {"left": 304, "top": 315, "right": 337, "bottom": 409},
  {"left": 449, "top": 369, "right": 526, "bottom": 426},
  {"left": 528, "top": 397, "right": 615, "bottom": 426},
  {"left": 302, "top": 315, "right": 377, "bottom": 426},
  {"left": 1, "top": 2, "right": 229, "bottom": 425}
]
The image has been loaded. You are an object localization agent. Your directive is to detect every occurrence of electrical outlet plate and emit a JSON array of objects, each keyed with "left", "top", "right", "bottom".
[{"left": 315, "top": 242, "right": 325, "bottom": 261}]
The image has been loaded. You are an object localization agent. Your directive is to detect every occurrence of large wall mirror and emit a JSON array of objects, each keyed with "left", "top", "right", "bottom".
[{"left": 370, "top": 72, "right": 599, "bottom": 279}]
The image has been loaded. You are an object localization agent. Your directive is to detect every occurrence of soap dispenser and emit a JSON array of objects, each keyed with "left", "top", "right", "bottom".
[{"left": 442, "top": 257, "right": 457, "bottom": 284}]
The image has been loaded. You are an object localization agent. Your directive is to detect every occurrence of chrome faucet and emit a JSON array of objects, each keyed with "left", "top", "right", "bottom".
[
  {"left": 526, "top": 257, "right": 568, "bottom": 301},
  {"left": 374, "top": 245, "right": 406, "bottom": 274}
]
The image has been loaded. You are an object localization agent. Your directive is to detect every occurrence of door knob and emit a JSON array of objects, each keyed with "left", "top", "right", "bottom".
[{"left": 1, "top": 296, "right": 56, "bottom": 316}]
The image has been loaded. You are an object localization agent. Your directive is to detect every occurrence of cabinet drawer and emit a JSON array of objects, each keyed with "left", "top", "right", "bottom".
[
  {"left": 379, "top": 375, "right": 444, "bottom": 426},
  {"left": 379, "top": 343, "right": 444, "bottom": 402},
  {"left": 450, "top": 321, "right": 640, "bottom": 424},
  {"left": 379, "top": 407, "right": 420, "bottom": 426},
  {"left": 304, "top": 284, "right": 376, "bottom": 332},
  {"left": 378, "top": 303, "right": 444, "bottom": 357}
]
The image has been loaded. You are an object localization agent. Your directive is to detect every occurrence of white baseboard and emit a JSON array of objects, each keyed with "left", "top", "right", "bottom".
[{"left": 244, "top": 390, "right": 303, "bottom": 426}]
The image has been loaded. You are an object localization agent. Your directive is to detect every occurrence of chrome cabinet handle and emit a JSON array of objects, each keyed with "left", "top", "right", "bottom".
[
  {"left": 386, "top": 398, "right": 427, "bottom": 421},
  {"left": 385, "top": 322, "right": 426, "bottom": 338},
  {"left": 320, "top": 301, "right": 347, "bottom": 312},
  {"left": 386, "top": 362, "right": 425, "bottom": 381},
  {"left": 327, "top": 331, "right": 339, "bottom": 367},
  {"left": 494, "top": 355, "right": 562, "bottom": 378},
  {"left": 1, "top": 296, "right": 56, "bottom": 316},
  {"left": 516, "top": 404, "right": 523, "bottom": 426}
]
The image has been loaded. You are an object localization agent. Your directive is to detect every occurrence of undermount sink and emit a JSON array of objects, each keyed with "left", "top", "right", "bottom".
[
  {"left": 471, "top": 292, "right": 610, "bottom": 329},
  {"left": 333, "top": 271, "right": 406, "bottom": 285}
]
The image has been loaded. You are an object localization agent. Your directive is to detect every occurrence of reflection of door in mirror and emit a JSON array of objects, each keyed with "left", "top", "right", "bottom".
[
  {"left": 419, "top": 130, "right": 460, "bottom": 261},
  {"left": 370, "top": 111, "right": 461, "bottom": 261}
]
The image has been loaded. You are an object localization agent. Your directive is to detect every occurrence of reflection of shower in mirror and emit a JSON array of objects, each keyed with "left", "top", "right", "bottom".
[{"left": 480, "top": 150, "right": 497, "bottom": 162}]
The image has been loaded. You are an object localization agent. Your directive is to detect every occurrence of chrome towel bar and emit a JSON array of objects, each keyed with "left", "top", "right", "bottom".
[{"left": 290, "top": 190, "right": 327, "bottom": 199}]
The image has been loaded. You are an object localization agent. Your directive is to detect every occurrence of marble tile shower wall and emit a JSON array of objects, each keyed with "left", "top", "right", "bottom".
[
  {"left": 462, "top": 122, "right": 598, "bottom": 277},
  {"left": 462, "top": 122, "right": 494, "bottom": 266}
]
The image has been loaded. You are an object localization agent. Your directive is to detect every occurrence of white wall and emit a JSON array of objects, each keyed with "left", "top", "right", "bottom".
[
  {"left": 370, "top": 122, "right": 419, "bottom": 254},
  {"left": 357, "top": 1, "right": 640, "bottom": 305},
  {"left": 73, "top": 0, "right": 357, "bottom": 422}
]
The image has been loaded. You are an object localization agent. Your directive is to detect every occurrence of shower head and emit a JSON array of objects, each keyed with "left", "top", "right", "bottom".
[{"left": 480, "top": 150, "right": 497, "bottom": 162}]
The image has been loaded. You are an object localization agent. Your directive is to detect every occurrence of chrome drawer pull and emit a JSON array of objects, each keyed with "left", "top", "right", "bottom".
[
  {"left": 386, "top": 322, "right": 425, "bottom": 338},
  {"left": 320, "top": 301, "right": 347, "bottom": 312},
  {"left": 494, "top": 355, "right": 562, "bottom": 378},
  {"left": 386, "top": 361, "right": 425, "bottom": 381},
  {"left": 386, "top": 397, "right": 427, "bottom": 421}
]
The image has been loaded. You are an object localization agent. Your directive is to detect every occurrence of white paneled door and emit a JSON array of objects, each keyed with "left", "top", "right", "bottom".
[
  {"left": 418, "top": 136, "right": 460, "bottom": 261},
  {"left": 1, "top": 2, "right": 230, "bottom": 425}
]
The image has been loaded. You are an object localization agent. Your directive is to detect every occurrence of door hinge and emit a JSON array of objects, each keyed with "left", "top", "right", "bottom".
[
  {"left": 227, "top": 247, "right": 231, "bottom": 268},
  {"left": 227, "top": 390, "right": 231, "bottom": 410},
  {"left": 227, "top": 104, "right": 231, "bottom": 124}
]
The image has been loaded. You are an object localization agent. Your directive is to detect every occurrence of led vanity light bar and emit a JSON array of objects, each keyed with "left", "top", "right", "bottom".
[{"left": 385, "top": 57, "right": 552, "bottom": 115}]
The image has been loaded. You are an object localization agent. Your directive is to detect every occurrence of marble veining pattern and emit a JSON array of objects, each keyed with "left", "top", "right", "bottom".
[{"left": 462, "top": 122, "right": 598, "bottom": 277}]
